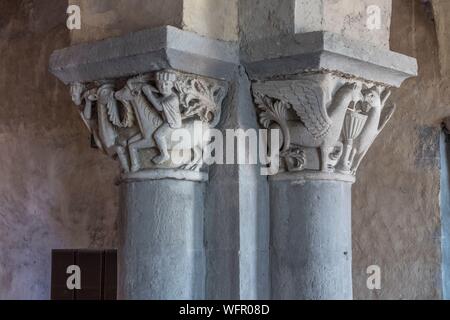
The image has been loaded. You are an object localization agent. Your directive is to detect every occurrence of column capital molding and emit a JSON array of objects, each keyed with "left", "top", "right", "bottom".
[
  {"left": 244, "top": 30, "right": 417, "bottom": 182},
  {"left": 242, "top": 31, "right": 417, "bottom": 87},
  {"left": 49, "top": 25, "right": 239, "bottom": 84},
  {"left": 49, "top": 27, "right": 235, "bottom": 183},
  {"left": 253, "top": 71, "right": 404, "bottom": 182},
  {"left": 68, "top": 70, "right": 227, "bottom": 182}
]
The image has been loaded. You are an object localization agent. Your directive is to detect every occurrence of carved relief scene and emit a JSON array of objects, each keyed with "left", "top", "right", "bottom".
[
  {"left": 70, "top": 70, "right": 227, "bottom": 178},
  {"left": 253, "top": 73, "right": 395, "bottom": 177}
]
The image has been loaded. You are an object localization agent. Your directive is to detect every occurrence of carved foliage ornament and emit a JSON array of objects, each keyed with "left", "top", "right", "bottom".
[
  {"left": 70, "top": 70, "right": 227, "bottom": 174},
  {"left": 254, "top": 77, "right": 395, "bottom": 176}
]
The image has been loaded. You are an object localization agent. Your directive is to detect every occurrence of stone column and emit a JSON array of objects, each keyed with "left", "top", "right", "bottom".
[
  {"left": 241, "top": 2, "right": 418, "bottom": 298},
  {"left": 49, "top": 27, "right": 236, "bottom": 299},
  {"left": 50, "top": 0, "right": 419, "bottom": 300}
]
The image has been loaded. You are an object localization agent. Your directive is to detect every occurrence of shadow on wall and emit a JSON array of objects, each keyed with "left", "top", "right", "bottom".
[{"left": 0, "top": 0, "right": 118, "bottom": 299}]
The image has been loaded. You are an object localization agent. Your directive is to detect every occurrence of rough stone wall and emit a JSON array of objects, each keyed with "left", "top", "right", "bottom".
[
  {"left": 0, "top": 0, "right": 118, "bottom": 299},
  {"left": 352, "top": 0, "right": 449, "bottom": 299},
  {"left": 320, "top": 0, "right": 392, "bottom": 49},
  {"left": 69, "top": 0, "right": 238, "bottom": 44},
  {"left": 182, "top": 0, "right": 238, "bottom": 41},
  {"left": 69, "top": 0, "right": 184, "bottom": 44},
  {"left": 240, "top": 0, "right": 391, "bottom": 49},
  {"left": 432, "top": 0, "right": 450, "bottom": 79}
]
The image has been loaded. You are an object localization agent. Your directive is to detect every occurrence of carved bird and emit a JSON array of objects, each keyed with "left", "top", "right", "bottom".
[{"left": 255, "top": 81, "right": 362, "bottom": 171}]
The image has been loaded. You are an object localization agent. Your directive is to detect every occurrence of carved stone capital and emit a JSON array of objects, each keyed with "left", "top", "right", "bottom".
[
  {"left": 69, "top": 70, "right": 228, "bottom": 182},
  {"left": 253, "top": 72, "right": 395, "bottom": 182}
]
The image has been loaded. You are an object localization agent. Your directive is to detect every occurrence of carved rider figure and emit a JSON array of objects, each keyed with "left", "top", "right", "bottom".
[{"left": 142, "top": 71, "right": 182, "bottom": 164}]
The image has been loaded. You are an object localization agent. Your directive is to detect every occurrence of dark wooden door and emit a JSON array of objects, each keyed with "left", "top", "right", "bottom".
[{"left": 51, "top": 249, "right": 117, "bottom": 300}]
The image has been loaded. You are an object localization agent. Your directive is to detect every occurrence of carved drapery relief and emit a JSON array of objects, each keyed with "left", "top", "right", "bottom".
[
  {"left": 253, "top": 73, "right": 395, "bottom": 177},
  {"left": 69, "top": 70, "right": 227, "bottom": 179}
]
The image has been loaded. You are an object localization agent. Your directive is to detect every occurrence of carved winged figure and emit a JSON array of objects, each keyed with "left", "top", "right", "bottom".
[{"left": 256, "top": 82, "right": 362, "bottom": 172}]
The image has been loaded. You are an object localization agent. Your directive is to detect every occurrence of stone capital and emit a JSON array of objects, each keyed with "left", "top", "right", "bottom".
[
  {"left": 50, "top": 27, "right": 234, "bottom": 182},
  {"left": 69, "top": 71, "right": 227, "bottom": 182},
  {"left": 247, "top": 32, "right": 418, "bottom": 182},
  {"left": 254, "top": 73, "right": 397, "bottom": 182}
]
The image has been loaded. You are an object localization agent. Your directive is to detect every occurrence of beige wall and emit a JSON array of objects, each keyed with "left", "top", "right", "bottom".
[
  {"left": 353, "top": 0, "right": 450, "bottom": 299},
  {"left": 0, "top": 0, "right": 118, "bottom": 299},
  {"left": 182, "top": 0, "right": 238, "bottom": 41},
  {"left": 1, "top": 0, "right": 449, "bottom": 300},
  {"left": 296, "top": 0, "right": 392, "bottom": 49},
  {"left": 69, "top": 0, "right": 238, "bottom": 44}
]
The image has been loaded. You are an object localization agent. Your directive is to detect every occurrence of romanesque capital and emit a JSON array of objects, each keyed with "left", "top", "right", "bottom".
[
  {"left": 69, "top": 70, "right": 227, "bottom": 182},
  {"left": 253, "top": 72, "right": 395, "bottom": 181}
]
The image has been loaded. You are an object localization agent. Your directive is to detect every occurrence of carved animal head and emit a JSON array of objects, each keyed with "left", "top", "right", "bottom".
[
  {"left": 70, "top": 82, "right": 85, "bottom": 106},
  {"left": 115, "top": 75, "right": 152, "bottom": 102},
  {"left": 94, "top": 83, "right": 115, "bottom": 105},
  {"left": 339, "top": 82, "right": 364, "bottom": 104},
  {"left": 362, "top": 85, "right": 382, "bottom": 109},
  {"left": 361, "top": 85, "right": 393, "bottom": 113}
]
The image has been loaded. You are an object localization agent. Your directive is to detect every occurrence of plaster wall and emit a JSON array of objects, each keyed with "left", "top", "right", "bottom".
[
  {"left": 239, "top": 0, "right": 391, "bottom": 48},
  {"left": 0, "top": 0, "right": 449, "bottom": 300},
  {"left": 69, "top": 0, "right": 238, "bottom": 44},
  {"left": 352, "top": 0, "right": 450, "bottom": 299},
  {"left": 0, "top": 0, "right": 118, "bottom": 299}
]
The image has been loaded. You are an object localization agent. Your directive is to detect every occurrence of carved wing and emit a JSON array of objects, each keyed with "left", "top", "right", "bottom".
[
  {"left": 254, "top": 83, "right": 331, "bottom": 139},
  {"left": 291, "top": 85, "right": 331, "bottom": 139},
  {"left": 378, "top": 103, "right": 396, "bottom": 132}
]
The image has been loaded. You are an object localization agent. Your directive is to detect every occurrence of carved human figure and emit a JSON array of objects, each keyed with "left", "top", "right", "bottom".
[
  {"left": 350, "top": 85, "right": 395, "bottom": 173},
  {"left": 142, "top": 71, "right": 182, "bottom": 164},
  {"left": 115, "top": 71, "right": 225, "bottom": 173}
]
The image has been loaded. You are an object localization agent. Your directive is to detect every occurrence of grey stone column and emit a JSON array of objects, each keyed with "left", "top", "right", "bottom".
[
  {"left": 244, "top": 31, "right": 417, "bottom": 299},
  {"left": 270, "top": 177, "right": 352, "bottom": 299},
  {"left": 49, "top": 27, "right": 237, "bottom": 300},
  {"left": 119, "top": 179, "right": 205, "bottom": 299}
]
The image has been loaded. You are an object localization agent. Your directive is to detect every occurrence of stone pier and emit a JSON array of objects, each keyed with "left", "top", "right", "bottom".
[{"left": 49, "top": 0, "right": 417, "bottom": 299}]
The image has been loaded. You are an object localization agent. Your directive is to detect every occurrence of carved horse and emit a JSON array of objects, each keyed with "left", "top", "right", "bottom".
[
  {"left": 71, "top": 82, "right": 139, "bottom": 172},
  {"left": 114, "top": 75, "right": 224, "bottom": 172}
]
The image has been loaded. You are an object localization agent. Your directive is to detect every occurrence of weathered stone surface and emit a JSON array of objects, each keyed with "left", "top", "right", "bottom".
[
  {"left": 270, "top": 179, "right": 353, "bottom": 299},
  {"left": 240, "top": 0, "right": 392, "bottom": 49},
  {"left": 241, "top": 31, "right": 417, "bottom": 86},
  {"left": 68, "top": 0, "right": 183, "bottom": 43},
  {"left": 119, "top": 179, "right": 205, "bottom": 299},
  {"left": 182, "top": 0, "right": 238, "bottom": 42},
  {"left": 69, "top": 0, "right": 238, "bottom": 44},
  {"left": 432, "top": 0, "right": 450, "bottom": 79},
  {"left": 352, "top": 0, "right": 449, "bottom": 300},
  {"left": 204, "top": 66, "right": 270, "bottom": 299},
  {"left": 2, "top": 0, "right": 448, "bottom": 301},
  {"left": 0, "top": 0, "right": 118, "bottom": 300},
  {"left": 50, "top": 26, "right": 239, "bottom": 84}
]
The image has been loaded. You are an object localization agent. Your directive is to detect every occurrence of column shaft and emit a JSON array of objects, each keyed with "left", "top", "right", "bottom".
[
  {"left": 119, "top": 180, "right": 205, "bottom": 299},
  {"left": 270, "top": 179, "right": 352, "bottom": 299}
]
